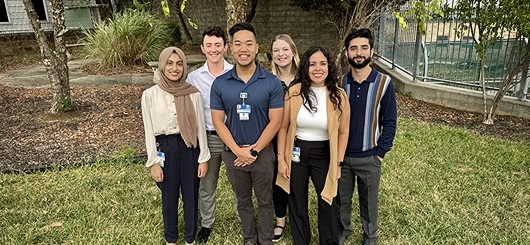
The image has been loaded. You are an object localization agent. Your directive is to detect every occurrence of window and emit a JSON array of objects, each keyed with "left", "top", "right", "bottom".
[
  {"left": 31, "top": 0, "right": 47, "bottom": 21},
  {"left": 0, "top": 0, "right": 9, "bottom": 22}
]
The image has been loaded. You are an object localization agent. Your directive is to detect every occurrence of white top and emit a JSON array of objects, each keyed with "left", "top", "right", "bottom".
[
  {"left": 296, "top": 86, "right": 329, "bottom": 141},
  {"left": 186, "top": 60, "right": 233, "bottom": 131},
  {"left": 141, "top": 85, "right": 211, "bottom": 167}
]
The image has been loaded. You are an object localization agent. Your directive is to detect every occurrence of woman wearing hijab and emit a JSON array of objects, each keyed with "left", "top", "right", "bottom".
[{"left": 141, "top": 47, "right": 210, "bottom": 245}]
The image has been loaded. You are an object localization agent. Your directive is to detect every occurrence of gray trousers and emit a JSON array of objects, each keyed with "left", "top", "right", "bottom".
[
  {"left": 223, "top": 145, "right": 275, "bottom": 245},
  {"left": 198, "top": 134, "right": 225, "bottom": 228},
  {"left": 338, "top": 156, "right": 382, "bottom": 245}
]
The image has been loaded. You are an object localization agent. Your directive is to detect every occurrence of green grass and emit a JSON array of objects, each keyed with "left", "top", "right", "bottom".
[{"left": 1, "top": 118, "right": 529, "bottom": 244}]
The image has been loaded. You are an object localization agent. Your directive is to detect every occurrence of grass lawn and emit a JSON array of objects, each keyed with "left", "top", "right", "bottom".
[{"left": 1, "top": 118, "right": 529, "bottom": 244}]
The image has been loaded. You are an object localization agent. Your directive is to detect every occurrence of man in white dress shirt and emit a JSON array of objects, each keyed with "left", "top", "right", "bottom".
[{"left": 186, "top": 25, "right": 233, "bottom": 243}]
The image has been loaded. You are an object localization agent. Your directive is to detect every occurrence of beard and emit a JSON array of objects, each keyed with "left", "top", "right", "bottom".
[{"left": 347, "top": 55, "right": 371, "bottom": 69}]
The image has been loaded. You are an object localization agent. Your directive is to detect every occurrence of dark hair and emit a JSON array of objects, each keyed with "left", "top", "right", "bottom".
[
  {"left": 344, "top": 28, "right": 374, "bottom": 50},
  {"left": 202, "top": 26, "right": 227, "bottom": 45},
  {"left": 294, "top": 46, "right": 343, "bottom": 115},
  {"left": 228, "top": 22, "right": 257, "bottom": 38}
]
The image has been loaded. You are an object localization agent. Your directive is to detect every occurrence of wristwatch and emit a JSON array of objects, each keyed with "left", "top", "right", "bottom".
[{"left": 250, "top": 149, "right": 259, "bottom": 157}]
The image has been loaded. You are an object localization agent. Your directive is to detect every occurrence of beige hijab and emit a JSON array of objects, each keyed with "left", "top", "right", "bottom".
[{"left": 157, "top": 47, "right": 199, "bottom": 148}]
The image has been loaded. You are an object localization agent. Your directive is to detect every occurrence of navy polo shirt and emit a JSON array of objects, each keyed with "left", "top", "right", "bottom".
[{"left": 210, "top": 63, "right": 284, "bottom": 145}]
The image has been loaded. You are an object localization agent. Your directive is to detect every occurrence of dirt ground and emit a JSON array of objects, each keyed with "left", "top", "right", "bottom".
[{"left": 1, "top": 61, "right": 529, "bottom": 173}]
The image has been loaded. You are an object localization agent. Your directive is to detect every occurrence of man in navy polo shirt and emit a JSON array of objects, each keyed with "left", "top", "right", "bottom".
[
  {"left": 210, "top": 22, "right": 284, "bottom": 245},
  {"left": 337, "top": 28, "right": 398, "bottom": 245}
]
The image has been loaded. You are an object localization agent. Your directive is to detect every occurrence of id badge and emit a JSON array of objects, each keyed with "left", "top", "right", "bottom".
[
  {"left": 236, "top": 104, "right": 251, "bottom": 113},
  {"left": 239, "top": 113, "right": 249, "bottom": 121},
  {"left": 157, "top": 151, "right": 165, "bottom": 167},
  {"left": 292, "top": 147, "right": 301, "bottom": 162},
  {"left": 237, "top": 104, "right": 251, "bottom": 121}
]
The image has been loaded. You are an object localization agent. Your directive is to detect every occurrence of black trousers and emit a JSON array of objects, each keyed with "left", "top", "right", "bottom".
[
  {"left": 156, "top": 134, "right": 200, "bottom": 244},
  {"left": 288, "top": 139, "right": 339, "bottom": 245},
  {"left": 272, "top": 136, "right": 289, "bottom": 218}
]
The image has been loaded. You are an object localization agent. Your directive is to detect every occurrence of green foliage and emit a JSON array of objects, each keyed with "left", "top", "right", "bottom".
[
  {"left": 59, "top": 97, "right": 71, "bottom": 111},
  {"left": 160, "top": 0, "right": 198, "bottom": 30},
  {"left": 450, "top": 0, "right": 500, "bottom": 60},
  {"left": 395, "top": 0, "right": 444, "bottom": 34},
  {"left": 81, "top": 9, "right": 173, "bottom": 68},
  {"left": 498, "top": 0, "right": 530, "bottom": 37},
  {"left": 165, "top": 20, "right": 183, "bottom": 45},
  {"left": 1, "top": 119, "right": 530, "bottom": 244}
]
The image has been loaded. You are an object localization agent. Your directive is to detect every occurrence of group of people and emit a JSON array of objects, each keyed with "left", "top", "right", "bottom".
[{"left": 141, "top": 22, "right": 397, "bottom": 245}]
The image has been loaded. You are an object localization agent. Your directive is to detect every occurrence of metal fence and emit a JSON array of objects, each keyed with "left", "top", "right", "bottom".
[{"left": 374, "top": 12, "right": 529, "bottom": 100}]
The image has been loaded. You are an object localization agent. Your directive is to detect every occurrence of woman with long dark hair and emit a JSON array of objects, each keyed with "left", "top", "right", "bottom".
[{"left": 276, "top": 46, "right": 350, "bottom": 245}]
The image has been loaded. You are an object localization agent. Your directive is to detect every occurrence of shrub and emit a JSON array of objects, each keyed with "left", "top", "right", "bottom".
[
  {"left": 81, "top": 9, "right": 174, "bottom": 68},
  {"left": 164, "top": 20, "right": 183, "bottom": 45}
]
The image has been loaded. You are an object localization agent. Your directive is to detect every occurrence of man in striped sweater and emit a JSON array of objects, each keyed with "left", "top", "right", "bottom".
[{"left": 337, "top": 28, "right": 398, "bottom": 245}]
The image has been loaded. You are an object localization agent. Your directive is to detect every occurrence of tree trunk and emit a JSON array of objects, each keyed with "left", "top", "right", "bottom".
[
  {"left": 109, "top": 0, "right": 118, "bottom": 12},
  {"left": 50, "top": 0, "right": 71, "bottom": 111},
  {"left": 516, "top": 41, "right": 530, "bottom": 101},
  {"left": 225, "top": 0, "right": 247, "bottom": 36},
  {"left": 177, "top": 4, "right": 194, "bottom": 41},
  {"left": 487, "top": 43, "right": 530, "bottom": 123},
  {"left": 23, "top": 0, "right": 70, "bottom": 113},
  {"left": 479, "top": 58, "right": 493, "bottom": 124},
  {"left": 245, "top": 0, "right": 258, "bottom": 23}
]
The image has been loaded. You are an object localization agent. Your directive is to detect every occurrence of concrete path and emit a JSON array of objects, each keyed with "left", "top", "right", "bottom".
[{"left": 0, "top": 55, "right": 206, "bottom": 88}]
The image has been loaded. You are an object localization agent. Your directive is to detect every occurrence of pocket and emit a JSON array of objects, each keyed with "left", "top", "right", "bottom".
[{"left": 372, "top": 155, "right": 382, "bottom": 167}]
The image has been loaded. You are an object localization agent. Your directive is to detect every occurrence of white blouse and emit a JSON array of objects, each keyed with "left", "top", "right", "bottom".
[
  {"left": 296, "top": 86, "right": 329, "bottom": 141},
  {"left": 141, "top": 85, "right": 211, "bottom": 167}
]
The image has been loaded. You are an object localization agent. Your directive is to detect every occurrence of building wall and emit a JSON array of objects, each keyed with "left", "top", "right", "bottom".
[
  {"left": 179, "top": 0, "right": 338, "bottom": 55},
  {"left": 0, "top": 0, "right": 97, "bottom": 34}
]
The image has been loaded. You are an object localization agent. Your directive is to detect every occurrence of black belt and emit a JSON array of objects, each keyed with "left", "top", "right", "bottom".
[{"left": 206, "top": 130, "right": 218, "bottom": 136}]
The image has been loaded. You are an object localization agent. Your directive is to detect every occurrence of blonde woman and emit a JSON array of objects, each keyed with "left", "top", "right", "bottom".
[{"left": 270, "top": 34, "right": 300, "bottom": 242}]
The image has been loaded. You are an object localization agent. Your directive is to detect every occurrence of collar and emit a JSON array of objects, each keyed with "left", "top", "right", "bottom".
[
  {"left": 346, "top": 67, "right": 379, "bottom": 84},
  {"left": 227, "top": 61, "right": 266, "bottom": 82},
  {"left": 198, "top": 59, "right": 232, "bottom": 74}
]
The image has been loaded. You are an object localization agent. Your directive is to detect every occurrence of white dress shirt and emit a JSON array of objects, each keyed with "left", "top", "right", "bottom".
[
  {"left": 141, "top": 85, "right": 211, "bottom": 167},
  {"left": 186, "top": 60, "right": 233, "bottom": 131}
]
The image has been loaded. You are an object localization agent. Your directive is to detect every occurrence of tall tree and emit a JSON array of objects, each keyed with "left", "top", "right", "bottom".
[
  {"left": 225, "top": 0, "right": 248, "bottom": 35},
  {"left": 452, "top": 0, "right": 530, "bottom": 124},
  {"left": 22, "top": 0, "right": 71, "bottom": 113}
]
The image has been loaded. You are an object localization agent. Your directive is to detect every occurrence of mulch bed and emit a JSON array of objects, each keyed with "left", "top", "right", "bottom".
[{"left": 2, "top": 83, "right": 529, "bottom": 173}]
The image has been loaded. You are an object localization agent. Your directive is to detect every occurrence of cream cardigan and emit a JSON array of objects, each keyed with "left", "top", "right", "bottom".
[{"left": 276, "top": 83, "right": 350, "bottom": 205}]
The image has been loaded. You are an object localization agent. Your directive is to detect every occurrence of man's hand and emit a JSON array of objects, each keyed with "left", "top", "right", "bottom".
[
  {"left": 233, "top": 144, "right": 257, "bottom": 167},
  {"left": 150, "top": 164, "right": 163, "bottom": 182},
  {"left": 198, "top": 162, "right": 208, "bottom": 178}
]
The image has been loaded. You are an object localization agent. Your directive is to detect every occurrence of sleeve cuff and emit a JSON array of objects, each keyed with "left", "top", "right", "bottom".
[{"left": 145, "top": 157, "right": 161, "bottom": 168}]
